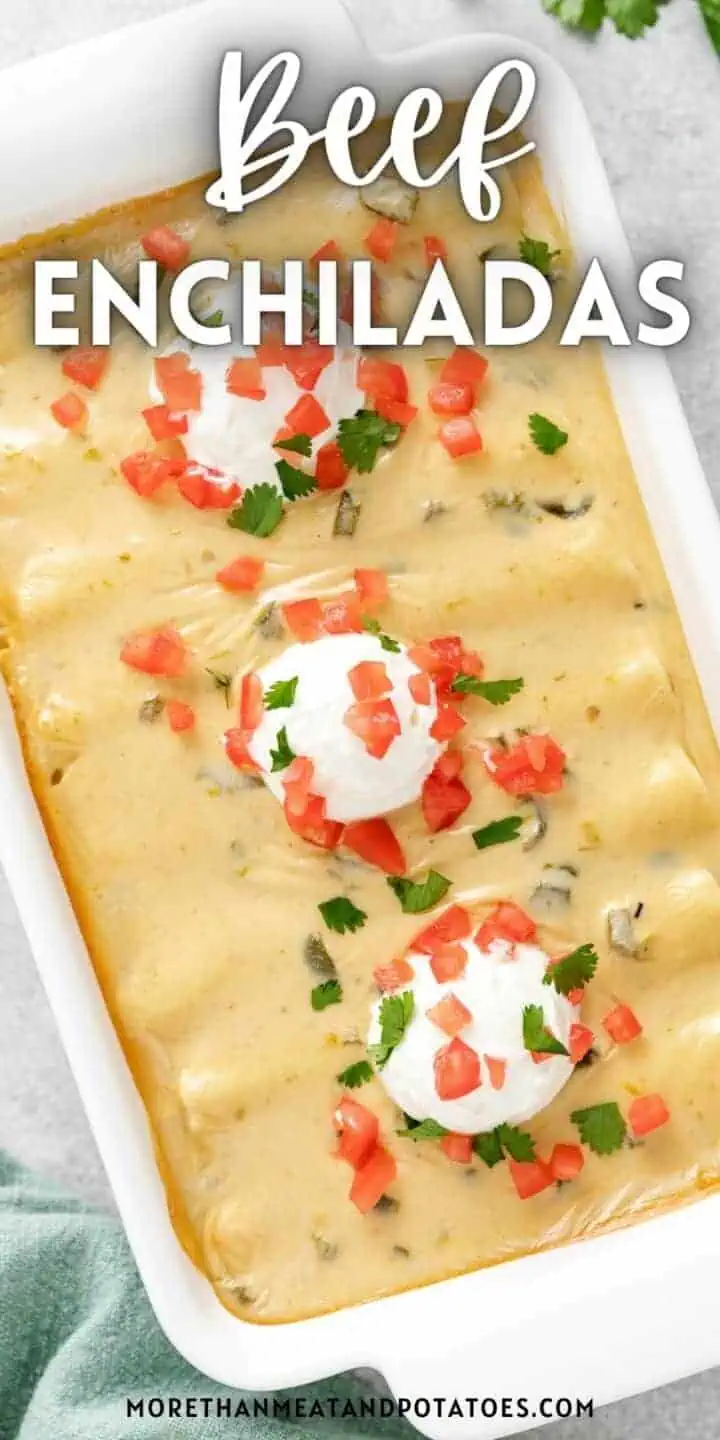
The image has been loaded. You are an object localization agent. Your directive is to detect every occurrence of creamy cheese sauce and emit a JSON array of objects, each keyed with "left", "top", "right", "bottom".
[{"left": 2, "top": 111, "right": 720, "bottom": 1323}]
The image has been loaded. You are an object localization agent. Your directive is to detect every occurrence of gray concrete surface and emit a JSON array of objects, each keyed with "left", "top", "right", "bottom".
[{"left": 1, "top": 0, "right": 718, "bottom": 1434}]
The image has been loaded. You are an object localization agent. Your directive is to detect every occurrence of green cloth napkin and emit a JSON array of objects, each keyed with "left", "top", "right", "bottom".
[{"left": 0, "top": 1151, "right": 410, "bottom": 1440}]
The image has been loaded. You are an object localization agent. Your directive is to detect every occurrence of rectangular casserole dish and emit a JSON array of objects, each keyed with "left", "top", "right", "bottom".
[{"left": 1, "top": 2, "right": 719, "bottom": 1433}]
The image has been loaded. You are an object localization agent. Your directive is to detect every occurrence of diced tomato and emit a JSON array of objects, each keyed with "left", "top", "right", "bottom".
[
  {"left": 549, "top": 1144, "right": 585, "bottom": 1183},
  {"left": 413, "top": 904, "right": 472, "bottom": 954},
  {"left": 440, "top": 1133, "right": 473, "bottom": 1165},
  {"left": 285, "top": 393, "right": 330, "bottom": 438},
  {"left": 239, "top": 672, "right": 263, "bottom": 733},
  {"left": 343, "top": 817, "right": 405, "bottom": 875},
  {"left": 61, "top": 346, "right": 108, "bottom": 391},
  {"left": 226, "top": 356, "right": 265, "bottom": 400},
  {"left": 434, "top": 1036, "right": 481, "bottom": 1100},
  {"left": 429, "top": 943, "right": 468, "bottom": 983},
  {"left": 427, "top": 993, "right": 472, "bottom": 1038},
  {"left": 334, "top": 1096, "right": 379, "bottom": 1168},
  {"left": 142, "top": 404, "right": 188, "bottom": 441},
  {"left": 424, "top": 234, "right": 448, "bottom": 264},
  {"left": 485, "top": 1055, "right": 507, "bottom": 1091},
  {"left": 159, "top": 366, "right": 202, "bottom": 412},
  {"left": 354, "top": 568, "right": 389, "bottom": 611},
  {"left": 439, "top": 415, "right": 483, "bottom": 459},
  {"left": 484, "top": 734, "right": 566, "bottom": 797},
  {"left": 441, "top": 348, "right": 489, "bottom": 389},
  {"left": 311, "top": 238, "right": 343, "bottom": 264},
  {"left": 284, "top": 791, "right": 344, "bottom": 850},
  {"left": 408, "top": 671, "right": 432, "bottom": 706},
  {"left": 568, "top": 988, "right": 585, "bottom": 1008},
  {"left": 140, "top": 225, "right": 190, "bottom": 270},
  {"left": 348, "top": 661, "right": 391, "bottom": 701},
  {"left": 434, "top": 750, "right": 464, "bottom": 781},
  {"left": 315, "top": 440, "right": 349, "bottom": 491},
  {"left": 177, "top": 469, "right": 240, "bottom": 510},
  {"left": 50, "top": 392, "right": 87, "bottom": 432},
  {"left": 409, "top": 633, "right": 482, "bottom": 702},
  {"left": 569, "top": 1023, "right": 595, "bottom": 1066},
  {"left": 421, "top": 758, "right": 471, "bottom": 833},
  {"left": 215, "top": 554, "right": 265, "bottom": 592},
  {"left": 628, "top": 1094, "right": 670, "bottom": 1138},
  {"left": 430, "top": 705, "right": 466, "bottom": 742},
  {"left": 508, "top": 1158, "right": 553, "bottom": 1200},
  {"left": 120, "top": 450, "right": 177, "bottom": 498},
  {"left": 166, "top": 699, "right": 195, "bottom": 733},
  {"left": 603, "top": 1004, "right": 643, "bottom": 1046},
  {"left": 284, "top": 340, "right": 333, "bottom": 391},
  {"left": 357, "top": 357, "right": 408, "bottom": 404},
  {"left": 373, "top": 957, "right": 415, "bottom": 992},
  {"left": 322, "top": 591, "right": 363, "bottom": 635},
  {"left": 373, "top": 394, "right": 418, "bottom": 427},
  {"left": 349, "top": 1145, "right": 397, "bottom": 1213},
  {"left": 281, "top": 756, "right": 315, "bottom": 816},
  {"left": 474, "top": 901, "right": 537, "bottom": 950},
  {"left": 428, "top": 381, "right": 474, "bottom": 416},
  {"left": 364, "top": 217, "right": 399, "bottom": 263},
  {"left": 344, "top": 698, "right": 401, "bottom": 760},
  {"left": 224, "top": 728, "right": 260, "bottom": 772},
  {"left": 255, "top": 339, "right": 286, "bottom": 368},
  {"left": 154, "top": 351, "right": 189, "bottom": 391},
  {"left": 282, "top": 597, "right": 324, "bottom": 642},
  {"left": 120, "top": 626, "right": 186, "bottom": 677}
]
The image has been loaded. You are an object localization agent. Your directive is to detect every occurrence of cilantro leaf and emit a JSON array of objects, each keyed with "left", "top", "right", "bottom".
[
  {"left": 542, "top": 0, "right": 606, "bottom": 31},
  {"left": 543, "top": 943, "right": 598, "bottom": 996},
  {"left": 387, "top": 870, "right": 451, "bottom": 914},
  {"left": 318, "top": 896, "right": 368, "bottom": 935},
  {"left": 338, "top": 409, "right": 402, "bottom": 474},
  {"left": 522, "top": 1003, "right": 569, "bottom": 1056},
  {"left": 369, "top": 989, "right": 414, "bottom": 1069},
  {"left": 275, "top": 458, "right": 317, "bottom": 502},
  {"left": 496, "top": 1123, "right": 537, "bottom": 1163},
  {"left": 228, "top": 483, "right": 284, "bottom": 537},
  {"left": 605, "top": 0, "right": 667, "bottom": 36},
  {"left": 337, "top": 1059, "right": 373, "bottom": 1088},
  {"left": 571, "top": 1101, "right": 627, "bottom": 1155},
  {"left": 274, "top": 432, "right": 312, "bottom": 457},
  {"left": 472, "top": 1131, "right": 505, "bottom": 1167},
  {"left": 311, "top": 979, "right": 343, "bottom": 1012},
  {"left": 362, "top": 616, "right": 401, "bottom": 653},
  {"left": 698, "top": 0, "right": 720, "bottom": 52},
  {"left": 204, "top": 309, "right": 224, "bottom": 326},
  {"left": 472, "top": 816, "right": 523, "bottom": 851},
  {"left": 529, "top": 413, "right": 569, "bottom": 456},
  {"left": 518, "top": 234, "right": 560, "bottom": 277},
  {"left": 269, "top": 725, "right": 296, "bottom": 772},
  {"left": 264, "top": 676, "right": 298, "bottom": 711},
  {"left": 451, "top": 675, "right": 524, "bottom": 705},
  {"left": 397, "top": 1118, "right": 449, "bottom": 1141}
]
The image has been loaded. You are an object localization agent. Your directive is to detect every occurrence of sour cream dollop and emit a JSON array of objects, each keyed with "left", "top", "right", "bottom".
[
  {"left": 369, "top": 936, "right": 576, "bottom": 1133},
  {"left": 150, "top": 328, "right": 362, "bottom": 493},
  {"left": 247, "top": 632, "right": 443, "bottom": 824}
]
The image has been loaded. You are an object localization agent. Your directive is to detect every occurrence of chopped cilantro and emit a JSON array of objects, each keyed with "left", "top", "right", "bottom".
[
  {"left": 273, "top": 432, "right": 312, "bottom": 457},
  {"left": 204, "top": 309, "right": 224, "bottom": 326},
  {"left": 269, "top": 725, "right": 296, "bottom": 772},
  {"left": 311, "top": 979, "right": 343, "bottom": 1011},
  {"left": 318, "top": 896, "right": 368, "bottom": 934},
  {"left": 369, "top": 990, "right": 414, "bottom": 1069},
  {"left": 387, "top": 870, "right": 451, "bottom": 914},
  {"left": 472, "top": 1131, "right": 504, "bottom": 1167},
  {"left": 543, "top": 943, "right": 598, "bottom": 996},
  {"left": 228, "top": 483, "right": 284, "bottom": 537},
  {"left": 522, "top": 1003, "right": 569, "bottom": 1056},
  {"left": 264, "top": 676, "right": 298, "bottom": 711},
  {"left": 337, "top": 409, "right": 402, "bottom": 474},
  {"left": 275, "top": 458, "right": 317, "bottom": 502},
  {"left": 571, "top": 1101, "right": 627, "bottom": 1155},
  {"left": 529, "top": 413, "right": 569, "bottom": 456},
  {"left": 518, "top": 234, "right": 560, "bottom": 277},
  {"left": 362, "top": 616, "right": 401, "bottom": 653},
  {"left": 473, "top": 1123, "right": 536, "bottom": 1166},
  {"left": 543, "top": 0, "right": 670, "bottom": 39},
  {"left": 397, "top": 1118, "right": 449, "bottom": 1141},
  {"left": 336, "top": 1059, "right": 373, "bottom": 1088},
  {"left": 451, "top": 675, "right": 524, "bottom": 705},
  {"left": 472, "top": 816, "right": 523, "bottom": 851}
]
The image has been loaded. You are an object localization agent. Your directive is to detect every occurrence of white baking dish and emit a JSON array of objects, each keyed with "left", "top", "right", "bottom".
[{"left": 2, "top": 3, "right": 719, "bottom": 1434}]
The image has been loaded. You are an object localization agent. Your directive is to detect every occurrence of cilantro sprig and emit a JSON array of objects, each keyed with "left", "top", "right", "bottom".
[
  {"left": 518, "top": 234, "right": 560, "bottom": 277},
  {"left": 397, "top": 1117, "right": 449, "bottom": 1141},
  {"left": 571, "top": 1101, "right": 627, "bottom": 1155},
  {"left": 275, "top": 458, "right": 317, "bottom": 502},
  {"left": 387, "top": 871, "right": 451, "bottom": 914},
  {"left": 318, "top": 896, "right": 368, "bottom": 935},
  {"left": 338, "top": 409, "right": 402, "bottom": 474},
  {"left": 264, "top": 676, "right": 298, "bottom": 711},
  {"left": 451, "top": 675, "right": 524, "bottom": 705},
  {"left": 362, "top": 617, "right": 401, "bottom": 653},
  {"left": 269, "top": 725, "right": 296, "bottom": 772},
  {"left": 311, "top": 979, "right": 343, "bottom": 1011},
  {"left": 543, "top": 943, "right": 598, "bottom": 996},
  {"left": 543, "top": 0, "right": 670, "bottom": 39},
  {"left": 228, "top": 483, "right": 284, "bottom": 537},
  {"left": 337, "top": 1059, "right": 373, "bottom": 1088},
  {"left": 522, "top": 1003, "right": 569, "bottom": 1056},
  {"left": 529, "top": 413, "right": 569, "bottom": 456},
  {"left": 273, "top": 432, "right": 312, "bottom": 457},
  {"left": 474, "top": 1123, "right": 536, "bottom": 1167},
  {"left": 472, "top": 816, "right": 523, "bottom": 851},
  {"left": 369, "top": 990, "right": 414, "bottom": 1069}
]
